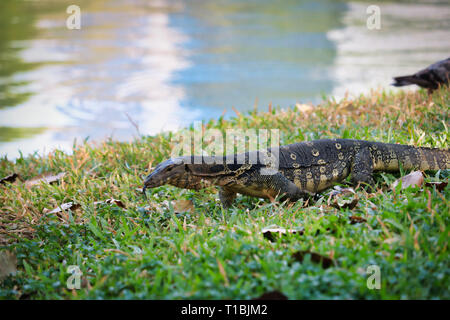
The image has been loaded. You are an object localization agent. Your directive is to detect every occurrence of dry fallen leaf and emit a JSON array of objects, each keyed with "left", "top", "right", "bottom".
[
  {"left": 46, "top": 202, "right": 81, "bottom": 215},
  {"left": 0, "top": 173, "right": 19, "bottom": 185},
  {"left": 25, "top": 172, "right": 66, "bottom": 188},
  {"left": 94, "top": 198, "right": 126, "bottom": 209},
  {"left": 391, "top": 171, "right": 424, "bottom": 190},
  {"left": 292, "top": 250, "right": 336, "bottom": 269},
  {"left": 425, "top": 181, "right": 448, "bottom": 192},
  {"left": 45, "top": 198, "right": 126, "bottom": 215},
  {"left": 254, "top": 290, "right": 288, "bottom": 300},
  {"left": 173, "top": 200, "right": 195, "bottom": 213},
  {"left": 327, "top": 187, "right": 359, "bottom": 210},
  {"left": 349, "top": 215, "right": 367, "bottom": 224},
  {"left": 261, "top": 227, "right": 304, "bottom": 242},
  {"left": 0, "top": 250, "right": 17, "bottom": 280}
]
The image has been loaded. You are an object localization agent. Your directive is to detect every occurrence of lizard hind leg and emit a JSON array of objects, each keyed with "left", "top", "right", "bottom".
[
  {"left": 351, "top": 147, "right": 376, "bottom": 190},
  {"left": 266, "top": 172, "right": 314, "bottom": 203},
  {"left": 218, "top": 187, "right": 237, "bottom": 209}
]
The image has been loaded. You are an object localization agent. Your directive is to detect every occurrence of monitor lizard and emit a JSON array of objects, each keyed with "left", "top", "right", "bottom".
[{"left": 143, "top": 139, "right": 449, "bottom": 208}]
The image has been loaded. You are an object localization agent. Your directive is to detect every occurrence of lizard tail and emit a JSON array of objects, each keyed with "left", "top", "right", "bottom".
[
  {"left": 412, "top": 146, "right": 450, "bottom": 171},
  {"left": 372, "top": 143, "right": 449, "bottom": 172}
]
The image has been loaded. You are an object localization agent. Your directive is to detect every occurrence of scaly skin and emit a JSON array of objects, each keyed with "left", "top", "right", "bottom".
[{"left": 143, "top": 139, "right": 450, "bottom": 208}]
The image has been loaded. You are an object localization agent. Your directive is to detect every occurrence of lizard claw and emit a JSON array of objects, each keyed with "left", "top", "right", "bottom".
[{"left": 142, "top": 185, "right": 148, "bottom": 200}]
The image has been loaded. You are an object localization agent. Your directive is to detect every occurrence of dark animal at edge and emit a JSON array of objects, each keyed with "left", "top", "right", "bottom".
[{"left": 392, "top": 57, "right": 450, "bottom": 93}]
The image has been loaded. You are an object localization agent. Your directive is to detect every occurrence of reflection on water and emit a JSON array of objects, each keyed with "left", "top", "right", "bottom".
[
  {"left": 0, "top": 0, "right": 449, "bottom": 159},
  {"left": 328, "top": 1, "right": 450, "bottom": 98},
  {"left": 0, "top": 0, "right": 42, "bottom": 109},
  {"left": 174, "top": 0, "right": 344, "bottom": 112},
  {"left": 0, "top": 0, "right": 202, "bottom": 158}
]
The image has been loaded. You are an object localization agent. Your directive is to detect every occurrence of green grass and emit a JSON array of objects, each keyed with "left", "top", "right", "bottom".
[{"left": 0, "top": 87, "right": 449, "bottom": 299}]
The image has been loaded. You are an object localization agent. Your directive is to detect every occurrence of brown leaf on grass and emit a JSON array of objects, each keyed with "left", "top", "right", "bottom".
[
  {"left": 173, "top": 199, "right": 195, "bottom": 213},
  {"left": 94, "top": 198, "right": 126, "bottom": 209},
  {"left": 45, "top": 198, "right": 125, "bottom": 216},
  {"left": 349, "top": 215, "right": 367, "bottom": 224},
  {"left": 45, "top": 202, "right": 81, "bottom": 215},
  {"left": 391, "top": 171, "right": 424, "bottom": 190},
  {"left": 216, "top": 258, "right": 230, "bottom": 287},
  {"left": 25, "top": 172, "right": 66, "bottom": 188},
  {"left": 261, "top": 227, "right": 304, "bottom": 242},
  {"left": 292, "top": 250, "right": 336, "bottom": 269},
  {"left": 425, "top": 181, "right": 448, "bottom": 192},
  {"left": 254, "top": 290, "right": 288, "bottom": 300},
  {"left": 0, "top": 250, "right": 17, "bottom": 280},
  {"left": 81, "top": 276, "right": 92, "bottom": 290},
  {"left": 327, "top": 187, "right": 359, "bottom": 210},
  {"left": 0, "top": 173, "right": 19, "bottom": 185}
]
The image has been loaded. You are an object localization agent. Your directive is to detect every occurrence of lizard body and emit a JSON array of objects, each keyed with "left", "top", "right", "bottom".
[{"left": 143, "top": 139, "right": 450, "bottom": 208}]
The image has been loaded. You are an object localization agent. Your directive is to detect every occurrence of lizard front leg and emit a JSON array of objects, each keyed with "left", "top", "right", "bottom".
[
  {"left": 351, "top": 147, "right": 376, "bottom": 189},
  {"left": 219, "top": 173, "right": 313, "bottom": 208},
  {"left": 219, "top": 187, "right": 237, "bottom": 209}
]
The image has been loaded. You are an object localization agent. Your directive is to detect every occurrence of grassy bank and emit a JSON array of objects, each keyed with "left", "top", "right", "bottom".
[{"left": 0, "top": 87, "right": 449, "bottom": 299}]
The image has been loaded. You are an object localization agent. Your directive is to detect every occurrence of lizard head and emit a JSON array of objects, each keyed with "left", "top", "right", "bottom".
[
  {"left": 143, "top": 157, "right": 187, "bottom": 189},
  {"left": 143, "top": 157, "right": 212, "bottom": 197}
]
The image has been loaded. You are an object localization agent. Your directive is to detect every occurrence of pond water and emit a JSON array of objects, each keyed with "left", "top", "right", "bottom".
[{"left": 0, "top": 0, "right": 449, "bottom": 158}]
